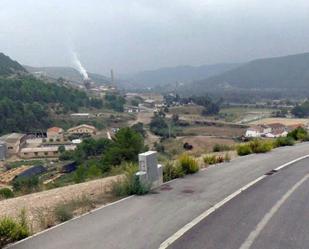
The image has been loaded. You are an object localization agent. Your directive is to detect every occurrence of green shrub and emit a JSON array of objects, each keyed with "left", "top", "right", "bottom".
[
  {"left": 287, "top": 127, "right": 308, "bottom": 141},
  {"left": 213, "top": 144, "right": 231, "bottom": 152},
  {"left": 237, "top": 144, "right": 252, "bottom": 156},
  {"left": 249, "top": 139, "right": 273, "bottom": 153},
  {"left": 203, "top": 155, "right": 217, "bottom": 165},
  {"left": 275, "top": 137, "right": 295, "bottom": 147},
  {"left": 203, "top": 155, "right": 226, "bottom": 165},
  {"left": 0, "top": 188, "right": 14, "bottom": 199},
  {"left": 0, "top": 213, "right": 29, "bottom": 248},
  {"left": 86, "top": 164, "right": 102, "bottom": 179},
  {"left": 12, "top": 176, "right": 40, "bottom": 194},
  {"left": 111, "top": 164, "right": 151, "bottom": 196},
  {"left": 54, "top": 196, "right": 94, "bottom": 223},
  {"left": 163, "top": 161, "right": 184, "bottom": 182},
  {"left": 73, "top": 165, "right": 87, "bottom": 183},
  {"left": 54, "top": 204, "right": 73, "bottom": 222},
  {"left": 178, "top": 154, "right": 199, "bottom": 174}
]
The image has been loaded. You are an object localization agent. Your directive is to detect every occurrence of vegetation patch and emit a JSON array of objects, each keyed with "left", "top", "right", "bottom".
[
  {"left": 54, "top": 196, "right": 95, "bottom": 223},
  {"left": 203, "top": 153, "right": 231, "bottom": 166},
  {"left": 0, "top": 188, "right": 14, "bottom": 200},
  {"left": 0, "top": 210, "right": 29, "bottom": 248},
  {"left": 287, "top": 127, "right": 309, "bottom": 141},
  {"left": 177, "top": 154, "right": 199, "bottom": 175},
  {"left": 274, "top": 137, "right": 295, "bottom": 147},
  {"left": 213, "top": 144, "right": 232, "bottom": 152},
  {"left": 111, "top": 163, "right": 151, "bottom": 196}
]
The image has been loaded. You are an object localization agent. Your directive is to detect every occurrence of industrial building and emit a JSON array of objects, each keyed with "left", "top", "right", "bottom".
[
  {"left": 0, "top": 133, "right": 27, "bottom": 156},
  {"left": 20, "top": 145, "right": 76, "bottom": 159}
]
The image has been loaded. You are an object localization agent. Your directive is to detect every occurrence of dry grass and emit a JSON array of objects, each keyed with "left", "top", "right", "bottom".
[
  {"left": 162, "top": 136, "right": 237, "bottom": 158},
  {"left": 169, "top": 105, "right": 203, "bottom": 115},
  {"left": 0, "top": 176, "right": 121, "bottom": 233}
]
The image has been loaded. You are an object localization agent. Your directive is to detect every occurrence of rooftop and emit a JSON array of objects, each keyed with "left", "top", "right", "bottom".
[
  {"left": 47, "top": 127, "right": 63, "bottom": 133},
  {"left": 0, "top": 133, "right": 26, "bottom": 143},
  {"left": 21, "top": 145, "right": 76, "bottom": 153},
  {"left": 68, "top": 124, "right": 96, "bottom": 131}
]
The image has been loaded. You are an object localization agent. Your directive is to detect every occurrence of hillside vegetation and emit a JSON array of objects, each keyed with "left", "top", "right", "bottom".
[
  {"left": 0, "top": 53, "right": 26, "bottom": 76},
  {"left": 0, "top": 76, "right": 102, "bottom": 134},
  {"left": 124, "top": 63, "right": 240, "bottom": 89},
  {"left": 193, "top": 52, "right": 309, "bottom": 93},
  {"left": 0, "top": 52, "right": 107, "bottom": 134}
]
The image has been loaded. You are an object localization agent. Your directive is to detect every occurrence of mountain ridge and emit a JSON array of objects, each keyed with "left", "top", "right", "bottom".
[{"left": 193, "top": 52, "right": 309, "bottom": 91}]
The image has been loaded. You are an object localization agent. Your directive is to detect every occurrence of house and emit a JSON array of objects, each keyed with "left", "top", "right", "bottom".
[
  {"left": 264, "top": 123, "right": 288, "bottom": 138},
  {"left": 20, "top": 145, "right": 76, "bottom": 159},
  {"left": 0, "top": 133, "right": 27, "bottom": 156},
  {"left": 47, "top": 127, "right": 64, "bottom": 141},
  {"left": 68, "top": 124, "right": 97, "bottom": 136},
  {"left": 245, "top": 125, "right": 271, "bottom": 138}
]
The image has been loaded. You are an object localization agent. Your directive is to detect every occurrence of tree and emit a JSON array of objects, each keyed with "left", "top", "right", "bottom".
[
  {"left": 102, "top": 128, "right": 145, "bottom": 169},
  {"left": 149, "top": 115, "right": 169, "bottom": 136}
]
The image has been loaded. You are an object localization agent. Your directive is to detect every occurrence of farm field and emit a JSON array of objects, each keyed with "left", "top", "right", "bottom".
[
  {"left": 250, "top": 117, "right": 309, "bottom": 125},
  {"left": 180, "top": 125, "right": 246, "bottom": 137},
  {"left": 162, "top": 136, "right": 237, "bottom": 158},
  {"left": 219, "top": 107, "right": 275, "bottom": 123}
]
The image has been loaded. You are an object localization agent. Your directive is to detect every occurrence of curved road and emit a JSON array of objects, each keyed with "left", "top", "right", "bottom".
[
  {"left": 6, "top": 142, "right": 309, "bottom": 249},
  {"left": 168, "top": 157, "right": 309, "bottom": 249}
]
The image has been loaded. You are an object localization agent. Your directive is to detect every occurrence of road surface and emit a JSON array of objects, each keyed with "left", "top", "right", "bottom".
[
  {"left": 168, "top": 156, "right": 309, "bottom": 249},
  {"left": 7, "top": 142, "right": 309, "bottom": 249}
]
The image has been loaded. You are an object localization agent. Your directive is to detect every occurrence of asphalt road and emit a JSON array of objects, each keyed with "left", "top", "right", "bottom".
[
  {"left": 7, "top": 142, "right": 309, "bottom": 249},
  {"left": 168, "top": 157, "right": 309, "bottom": 249}
]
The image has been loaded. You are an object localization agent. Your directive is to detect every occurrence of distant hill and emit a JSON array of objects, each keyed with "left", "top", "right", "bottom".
[
  {"left": 0, "top": 53, "right": 27, "bottom": 76},
  {"left": 193, "top": 52, "right": 309, "bottom": 92},
  {"left": 24, "top": 66, "right": 111, "bottom": 85},
  {"left": 124, "top": 63, "right": 241, "bottom": 89}
]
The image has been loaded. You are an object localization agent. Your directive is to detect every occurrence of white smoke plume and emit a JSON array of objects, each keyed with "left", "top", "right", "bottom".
[{"left": 72, "top": 52, "right": 89, "bottom": 80}]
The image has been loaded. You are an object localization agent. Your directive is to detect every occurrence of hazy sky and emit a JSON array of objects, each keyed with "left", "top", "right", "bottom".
[{"left": 1, "top": 0, "right": 309, "bottom": 75}]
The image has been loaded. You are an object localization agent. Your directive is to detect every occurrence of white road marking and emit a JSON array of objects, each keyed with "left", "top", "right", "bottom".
[
  {"left": 159, "top": 175, "right": 267, "bottom": 249},
  {"left": 239, "top": 173, "right": 309, "bottom": 249},
  {"left": 274, "top": 155, "right": 309, "bottom": 171},
  {"left": 159, "top": 155, "right": 309, "bottom": 249}
]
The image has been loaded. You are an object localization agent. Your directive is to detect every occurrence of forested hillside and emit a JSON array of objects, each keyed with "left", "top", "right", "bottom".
[
  {"left": 193, "top": 52, "right": 309, "bottom": 91},
  {"left": 0, "top": 76, "right": 102, "bottom": 134},
  {"left": 0, "top": 53, "right": 26, "bottom": 76},
  {"left": 124, "top": 63, "right": 240, "bottom": 89}
]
